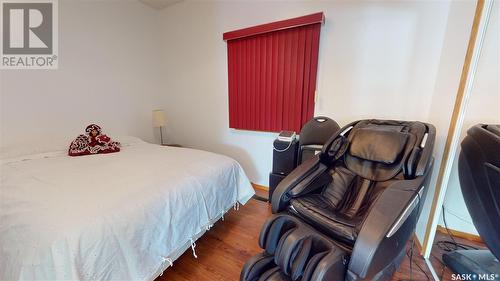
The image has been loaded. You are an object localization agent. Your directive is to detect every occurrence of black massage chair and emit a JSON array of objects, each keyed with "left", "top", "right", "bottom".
[
  {"left": 442, "top": 124, "right": 500, "bottom": 276},
  {"left": 242, "top": 119, "right": 436, "bottom": 281}
]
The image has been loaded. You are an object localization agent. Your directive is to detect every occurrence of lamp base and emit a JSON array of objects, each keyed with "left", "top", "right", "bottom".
[{"left": 159, "top": 126, "right": 164, "bottom": 145}]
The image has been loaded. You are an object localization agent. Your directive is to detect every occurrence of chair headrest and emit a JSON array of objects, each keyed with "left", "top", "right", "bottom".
[
  {"left": 486, "top": 124, "right": 500, "bottom": 138},
  {"left": 341, "top": 120, "right": 428, "bottom": 181},
  {"left": 349, "top": 127, "right": 409, "bottom": 164}
]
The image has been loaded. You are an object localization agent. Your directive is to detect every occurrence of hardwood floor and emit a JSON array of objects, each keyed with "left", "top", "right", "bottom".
[{"left": 157, "top": 197, "right": 434, "bottom": 281}]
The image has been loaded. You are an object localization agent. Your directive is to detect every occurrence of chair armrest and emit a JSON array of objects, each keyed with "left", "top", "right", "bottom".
[
  {"left": 271, "top": 156, "right": 330, "bottom": 213},
  {"left": 347, "top": 161, "right": 433, "bottom": 279}
]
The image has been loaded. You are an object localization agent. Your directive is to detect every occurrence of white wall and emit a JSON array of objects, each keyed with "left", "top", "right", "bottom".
[
  {"left": 438, "top": 2, "right": 500, "bottom": 235},
  {"left": 414, "top": 0, "right": 476, "bottom": 241},
  {"left": 159, "top": 0, "right": 453, "bottom": 182},
  {"left": 156, "top": 1, "right": 475, "bottom": 241},
  {"left": 0, "top": 0, "right": 163, "bottom": 154},
  {"left": 158, "top": 1, "right": 476, "bottom": 240}
]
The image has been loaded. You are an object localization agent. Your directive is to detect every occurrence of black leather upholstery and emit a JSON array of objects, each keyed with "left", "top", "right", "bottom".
[
  {"left": 441, "top": 124, "right": 500, "bottom": 277},
  {"left": 290, "top": 174, "right": 401, "bottom": 246},
  {"left": 241, "top": 214, "right": 347, "bottom": 281},
  {"left": 299, "top": 117, "right": 340, "bottom": 147},
  {"left": 290, "top": 194, "right": 359, "bottom": 245},
  {"left": 269, "top": 119, "right": 435, "bottom": 280},
  {"left": 298, "top": 117, "right": 341, "bottom": 166},
  {"left": 348, "top": 127, "right": 408, "bottom": 164},
  {"left": 458, "top": 124, "right": 500, "bottom": 259},
  {"left": 281, "top": 120, "right": 428, "bottom": 247},
  {"left": 344, "top": 121, "right": 427, "bottom": 181}
]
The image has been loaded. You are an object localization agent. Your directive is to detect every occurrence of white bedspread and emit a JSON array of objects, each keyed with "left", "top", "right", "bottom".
[{"left": 0, "top": 138, "right": 254, "bottom": 280}]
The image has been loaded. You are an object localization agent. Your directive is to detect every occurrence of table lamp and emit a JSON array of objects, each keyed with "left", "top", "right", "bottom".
[{"left": 152, "top": 109, "right": 166, "bottom": 145}]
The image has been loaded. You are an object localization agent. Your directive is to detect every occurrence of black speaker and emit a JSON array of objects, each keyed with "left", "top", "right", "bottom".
[
  {"left": 272, "top": 138, "right": 299, "bottom": 175},
  {"left": 269, "top": 173, "right": 286, "bottom": 201}
]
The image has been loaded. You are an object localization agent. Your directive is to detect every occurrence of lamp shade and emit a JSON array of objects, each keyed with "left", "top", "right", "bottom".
[{"left": 152, "top": 110, "right": 166, "bottom": 127}]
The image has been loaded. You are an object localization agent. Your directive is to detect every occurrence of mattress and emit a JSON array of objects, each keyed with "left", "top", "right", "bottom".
[{"left": 0, "top": 137, "right": 254, "bottom": 280}]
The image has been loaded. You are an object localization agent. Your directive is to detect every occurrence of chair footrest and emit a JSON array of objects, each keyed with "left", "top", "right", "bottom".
[{"left": 241, "top": 214, "right": 348, "bottom": 281}]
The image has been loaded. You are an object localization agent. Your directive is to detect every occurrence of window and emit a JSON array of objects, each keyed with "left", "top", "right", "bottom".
[{"left": 223, "top": 12, "right": 324, "bottom": 132}]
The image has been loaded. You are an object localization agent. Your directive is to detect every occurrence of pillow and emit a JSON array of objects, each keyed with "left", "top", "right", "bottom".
[{"left": 349, "top": 127, "right": 408, "bottom": 164}]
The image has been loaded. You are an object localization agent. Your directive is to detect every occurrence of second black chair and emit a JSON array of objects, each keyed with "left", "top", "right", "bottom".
[{"left": 298, "top": 116, "right": 340, "bottom": 164}]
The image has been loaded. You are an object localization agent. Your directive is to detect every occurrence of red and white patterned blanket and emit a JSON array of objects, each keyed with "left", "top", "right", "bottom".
[{"left": 68, "top": 124, "right": 120, "bottom": 156}]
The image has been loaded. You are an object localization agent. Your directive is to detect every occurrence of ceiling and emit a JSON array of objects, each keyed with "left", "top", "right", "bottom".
[{"left": 138, "top": 0, "right": 182, "bottom": 10}]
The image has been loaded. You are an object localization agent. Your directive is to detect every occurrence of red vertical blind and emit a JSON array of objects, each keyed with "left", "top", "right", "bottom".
[{"left": 224, "top": 13, "right": 324, "bottom": 132}]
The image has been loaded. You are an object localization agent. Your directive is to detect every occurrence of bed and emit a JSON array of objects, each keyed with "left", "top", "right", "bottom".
[{"left": 0, "top": 136, "right": 254, "bottom": 280}]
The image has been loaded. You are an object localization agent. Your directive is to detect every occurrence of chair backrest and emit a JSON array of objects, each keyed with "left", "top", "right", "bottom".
[
  {"left": 322, "top": 119, "right": 434, "bottom": 181},
  {"left": 299, "top": 116, "right": 340, "bottom": 147},
  {"left": 315, "top": 120, "right": 434, "bottom": 227},
  {"left": 458, "top": 124, "right": 500, "bottom": 259}
]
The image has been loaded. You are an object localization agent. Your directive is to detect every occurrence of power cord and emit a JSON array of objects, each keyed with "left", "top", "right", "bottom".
[
  {"left": 431, "top": 252, "right": 446, "bottom": 280},
  {"left": 442, "top": 205, "right": 459, "bottom": 247},
  {"left": 408, "top": 242, "right": 431, "bottom": 281},
  {"left": 397, "top": 189, "right": 430, "bottom": 281},
  {"left": 397, "top": 241, "right": 431, "bottom": 281},
  {"left": 272, "top": 141, "right": 293, "bottom": 153},
  {"left": 410, "top": 239, "right": 414, "bottom": 281},
  {"left": 430, "top": 205, "right": 480, "bottom": 280},
  {"left": 435, "top": 205, "right": 478, "bottom": 252}
]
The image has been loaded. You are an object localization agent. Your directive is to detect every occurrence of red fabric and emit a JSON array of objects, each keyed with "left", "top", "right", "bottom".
[
  {"left": 225, "top": 18, "right": 322, "bottom": 133},
  {"left": 68, "top": 124, "right": 120, "bottom": 156}
]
